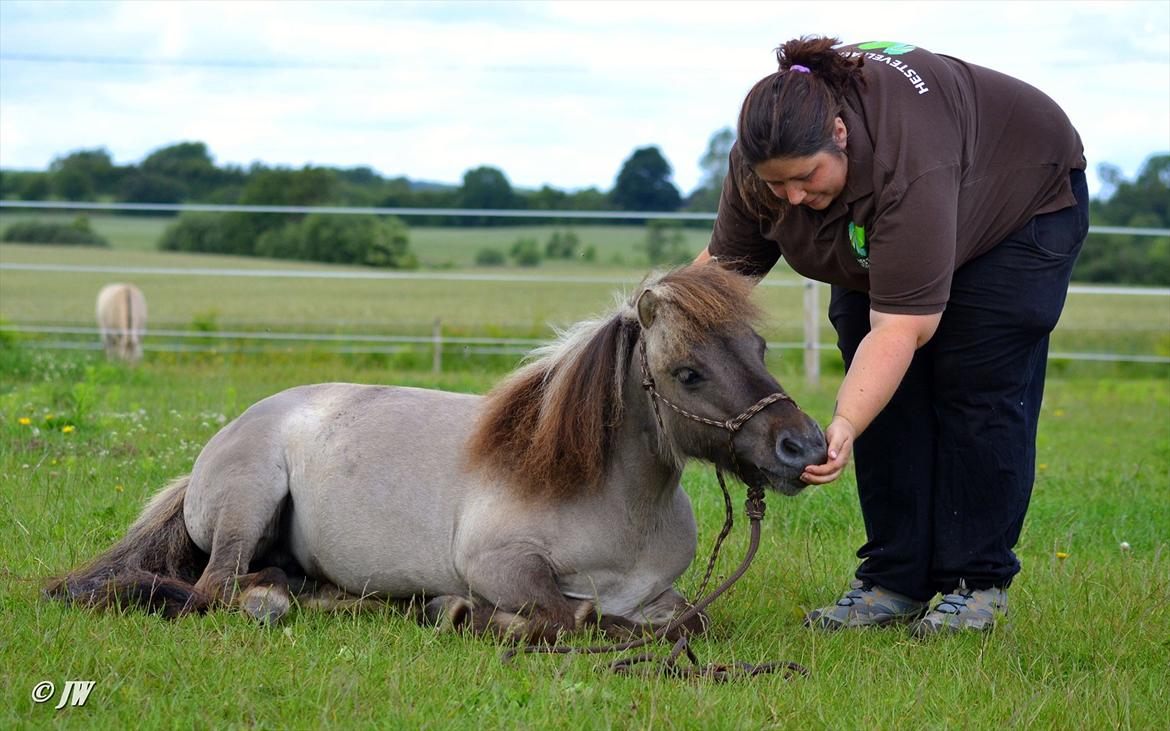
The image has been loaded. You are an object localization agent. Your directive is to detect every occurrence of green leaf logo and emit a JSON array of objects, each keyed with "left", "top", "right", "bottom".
[{"left": 857, "top": 41, "right": 917, "bottom": 56}]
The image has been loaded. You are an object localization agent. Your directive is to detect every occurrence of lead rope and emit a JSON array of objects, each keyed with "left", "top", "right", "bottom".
[{"left": 500, "top": 337, "right": 810, "bottom": 683}]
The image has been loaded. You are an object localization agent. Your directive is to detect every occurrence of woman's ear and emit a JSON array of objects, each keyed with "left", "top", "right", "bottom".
[{"left": 834, "top": 116, "right": 848, "bottom": 151}]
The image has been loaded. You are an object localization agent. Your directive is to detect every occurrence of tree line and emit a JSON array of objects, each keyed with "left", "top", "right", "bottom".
[
  {"left": 0, "top": 134, "right": 732, "bottom": 217},
  {"left": 0, "top": 141, "right": 1165, "bottom": 283}
]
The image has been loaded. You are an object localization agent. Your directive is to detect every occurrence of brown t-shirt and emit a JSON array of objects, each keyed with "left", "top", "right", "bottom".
[{"left": 709, "top": 42, "right": 1086, "bottom": 314}]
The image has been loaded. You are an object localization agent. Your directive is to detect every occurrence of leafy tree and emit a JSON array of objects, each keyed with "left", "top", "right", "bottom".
[
  {"left": 1077, "top": 154, "right": 1169, "bottom": 285},
  {"left": 687, "top": 127, "right": 735, "bottom": 212},
  {"left": 458, "top": 166, "right": 518, "bottom": 226},
  {"left": 610, "top": 146, "right": 681, "bottom": 212},
  {"left": 49, "top": 148, "right": 120, "bottom": 199},
  {"left": 120, "top": 172, "right": 188, "bottom": 204}
]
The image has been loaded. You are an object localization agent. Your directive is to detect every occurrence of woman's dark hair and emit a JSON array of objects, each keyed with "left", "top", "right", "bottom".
[{"left": 735, "top": 36, "right": 866, "bottom": 215}]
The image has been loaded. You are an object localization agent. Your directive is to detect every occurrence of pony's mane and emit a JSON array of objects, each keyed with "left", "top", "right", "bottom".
[{"left": 465, "top": 263, "right": 761, "bottom": 500}]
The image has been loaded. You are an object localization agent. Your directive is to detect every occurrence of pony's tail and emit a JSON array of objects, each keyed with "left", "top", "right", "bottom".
[{"left": 43, "top": 476, "right": 211, "bottom": 618}]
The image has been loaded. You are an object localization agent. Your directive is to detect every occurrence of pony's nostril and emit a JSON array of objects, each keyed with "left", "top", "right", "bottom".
[
  {"left": 776, "top": 428, "right": 828, "bottom": 467},
  {"left": 779, "top": 436, "right": 803, "bottom": 458}
]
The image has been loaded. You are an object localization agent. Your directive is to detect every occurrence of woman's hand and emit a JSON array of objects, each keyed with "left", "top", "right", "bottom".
[{"left": 800, "top": 415, "right": 856, "bottom": 484}]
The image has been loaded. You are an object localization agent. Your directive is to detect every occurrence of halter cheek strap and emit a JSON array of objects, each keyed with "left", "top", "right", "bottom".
[{"left": 636, "top": 336, "right": 796, "bottom": 439}]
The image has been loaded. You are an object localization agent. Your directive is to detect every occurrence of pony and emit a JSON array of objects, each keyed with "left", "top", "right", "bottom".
[
  {"left": 95, "top": 283, "right": 147, "bottom": 364},
  {"left": 47, "top": 264, "right": 827, "bottom": 642}
]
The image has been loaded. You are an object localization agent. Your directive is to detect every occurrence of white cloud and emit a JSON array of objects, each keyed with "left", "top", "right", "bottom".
[{"left": 1, "top": 0, "right": 1167, "bottom": 195}]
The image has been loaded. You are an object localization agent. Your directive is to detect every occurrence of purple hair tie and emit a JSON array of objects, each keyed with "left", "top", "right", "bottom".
[{"left": 789, "top": 64, "right": 811, "bottom": 73}]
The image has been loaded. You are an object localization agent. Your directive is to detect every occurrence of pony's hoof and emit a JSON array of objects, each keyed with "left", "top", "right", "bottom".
[
  {"left": 241, "top": 586, "right": 290, "bottom": 625},
  {"left": 572, "top": 600, "right": 597, "bottom": 628},
  {"left": 423, "top": 596, "right": 474, "bottom": 631}
]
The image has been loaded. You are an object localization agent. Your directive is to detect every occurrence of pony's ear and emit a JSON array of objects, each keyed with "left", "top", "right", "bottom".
[{"left": 636, "top": 288, "right": 659, "bottom": 329}]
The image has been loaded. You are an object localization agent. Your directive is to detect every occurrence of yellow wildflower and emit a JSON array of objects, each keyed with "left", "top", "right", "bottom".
[
  {"left": 1053, "top": 409, "right": 1066, "bottom": 417},
  {"left": 18, "top": 417, "right": 31, "bottom": 426},
  {"left": 1055, "top": 552, "right": 1070, "bottom": 560},
  {"left": 44, "top": 414, "right": 53, "bottom": 421},
  {"left": 115, "top": 484, "right": 124, "bottom": 493},
  {"left": 62, "top": 425, "right": 75, "bottom": 434}
]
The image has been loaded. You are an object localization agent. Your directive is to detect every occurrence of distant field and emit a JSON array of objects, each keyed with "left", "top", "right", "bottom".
[
  {"left": 2, "top": 242, "right": 1166, "bottom": 374},
  {"left": 0, "top": 211, "right": 716, "bottom": 269}
]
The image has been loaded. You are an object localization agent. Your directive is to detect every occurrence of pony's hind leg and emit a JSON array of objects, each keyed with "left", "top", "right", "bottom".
[{"left": 188, "top": 473, "right": 289, "bottom": 612}]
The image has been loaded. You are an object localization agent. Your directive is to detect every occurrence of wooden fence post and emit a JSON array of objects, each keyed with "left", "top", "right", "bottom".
[
  {"left": 803, "top": 279, "right": 820, "bottom": 388},
  {"left": 432, "top": 318, "right": 442, "bottom": 374}
]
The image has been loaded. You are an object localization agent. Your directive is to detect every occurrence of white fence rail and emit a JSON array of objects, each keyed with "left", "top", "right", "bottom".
[
  {"left": 2, "top": 202, "right": 1167, "bottom": 377},
  {"left": 3, "top": 200, "right": 1170, "bottom": 237}
]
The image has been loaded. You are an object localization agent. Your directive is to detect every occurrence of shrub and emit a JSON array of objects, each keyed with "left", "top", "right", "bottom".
[
  {"left": 642, "top": 219, "right": 691, "bottom": 265},
  {"left": 1, "top": 216, "right": 109, "bottom": 246},
  {"left": 158, "top": 213, "right": 250, "bottom": 255},
  {"left": 544, "top": 230, "right": 580, "bottom": 259},
  {"left": 510, "top": 237, "right": 542, "bottom": 267},
  {"left": 475, "top": 248, "right": 506, "bottom": 266},
  {"left": 251, "top": 214, "right": 417, "bottom": 269}
]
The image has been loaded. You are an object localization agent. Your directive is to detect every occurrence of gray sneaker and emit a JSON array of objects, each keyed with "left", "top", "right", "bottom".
[
  {"left": 804, "top": 579, "right": 930, "bottom": 630},
  {"left": 911, "top": 581, "right": 1007, "bottom": 637}
]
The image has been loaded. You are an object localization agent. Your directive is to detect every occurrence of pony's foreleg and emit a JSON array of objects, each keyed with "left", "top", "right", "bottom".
[
  {"left": 421, "top": 594, "right": 596, "bottom": 639},
  {"left": 599, "top": 586, "right": 709, "bottom": 641},
  {"left": 461, "top": 550, "right": 593, "bottom": 644}
]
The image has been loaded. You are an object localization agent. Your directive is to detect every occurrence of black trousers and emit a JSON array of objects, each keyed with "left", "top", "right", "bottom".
[{"left": 829, "top": 170, "right": 1089, "bottom": 602}]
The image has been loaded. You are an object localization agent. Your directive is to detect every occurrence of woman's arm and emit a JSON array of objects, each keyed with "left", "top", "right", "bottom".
[{"left": 800, "top": 309, "right": 941, "bottom": 484}]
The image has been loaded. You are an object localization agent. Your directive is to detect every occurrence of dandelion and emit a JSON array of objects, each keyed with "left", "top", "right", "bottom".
[
  {"left": 1054, "top": 409, "right": 1066, "bottom": 417},
  {"left": 44, "top": 414, "right": 54, "bottom": 421},
  {"left": 1055, "top": 552, "right": 1070, "bottom": 560},
  {"left": 18, "top": 417, "right": 31, "bottom": 426},
  {"left": 115, "top": 484, "right": 124, "bottom": 493},
  {"left": 1038, "top": 463, "right": 1048, "bottom": 471},
  {"left": 62, "top": 425, "right": 75, "bottom": 434}
]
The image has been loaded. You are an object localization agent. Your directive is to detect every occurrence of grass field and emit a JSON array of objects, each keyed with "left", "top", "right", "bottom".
[
  {"left": 1, "top": 214, "right": 1168, "bottom": 727},
  {"left": 0, "top": 346, "right": 1166, "bottom": 729}
]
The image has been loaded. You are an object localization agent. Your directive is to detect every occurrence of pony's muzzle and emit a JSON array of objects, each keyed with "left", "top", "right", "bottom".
[{"left": 775, "top": 423, "right": 828, "bottom": 471}]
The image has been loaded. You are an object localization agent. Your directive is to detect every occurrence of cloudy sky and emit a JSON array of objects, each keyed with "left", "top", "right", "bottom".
[{"left": 1, "top": 0, "right": 1167, "bottom": 197}]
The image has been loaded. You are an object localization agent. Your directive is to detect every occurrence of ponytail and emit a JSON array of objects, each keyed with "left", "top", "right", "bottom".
[{"left": 734, "top": 36, "right": 865, "bottom": 217}]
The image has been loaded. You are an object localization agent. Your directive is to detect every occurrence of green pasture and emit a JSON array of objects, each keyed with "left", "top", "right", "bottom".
[
  {"left": 2, "top": 240, "right": 1168, "bottom": 378},
  {"left": 0, "top": 211, "right": 716, "bottom": 269},
  {"left": 0, "top": 342, "right": 1167, "bottom": 729}
]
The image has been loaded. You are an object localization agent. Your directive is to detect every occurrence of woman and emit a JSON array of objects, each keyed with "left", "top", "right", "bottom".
[{"left": 696, "top": 37, "right": 1087, "bottom": 635}]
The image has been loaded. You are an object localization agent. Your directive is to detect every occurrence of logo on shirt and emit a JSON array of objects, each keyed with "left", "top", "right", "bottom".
[
  {"left": 856, "top": 41, "right": 917, "bottom": 55},
  {"left": 848, "top": 221, "right": 870, "bottom": 269}
]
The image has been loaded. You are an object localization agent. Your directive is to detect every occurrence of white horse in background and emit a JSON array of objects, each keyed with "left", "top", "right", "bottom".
[{"left": 95, "top": 283, "right": 147, "bottom": 364}]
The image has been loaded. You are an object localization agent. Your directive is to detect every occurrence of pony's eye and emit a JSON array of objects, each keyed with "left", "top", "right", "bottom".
[{"left": 672, "top": 368, "right": 703, "bottom": 387}]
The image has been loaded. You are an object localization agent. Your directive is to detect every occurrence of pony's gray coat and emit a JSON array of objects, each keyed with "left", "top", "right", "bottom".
[
  {"left": 183, "top": 379, "right": 697, "bottom": 621},
  {"left": 54, "top": 265, "right": 827, "bottom": 633}
]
